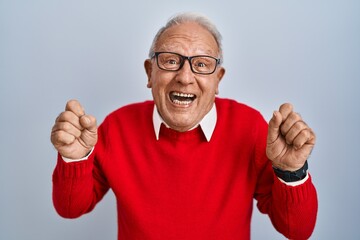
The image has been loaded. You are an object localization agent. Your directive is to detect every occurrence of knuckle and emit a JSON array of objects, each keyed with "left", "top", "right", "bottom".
[
  {"left": 50, "top": 132, "right": 57, "bottom": 144},
  {"left": 56, "top": 131, "right": 72, "bottom": 144},
  {"left": 293, "top": 121, "right": 305, "bottom": 131},
  {"left": 55, "top": 130, "right": 65, "bottom": 141},
  {"left": 55, "top": 113, "right": 62, "bottom": 122},
  {"left": 289, "top": 112, "right": 302, "bottom": 122},
  {"left": 63, "top": 111, "right": 74, "bottom": 119},
  {"left": 51, "top": 131, "right": 63, "bottom": 144},
  {"left": 280, "top": 124, "right": 288, "bottom": 136},
  {"left": 295, "top": 132, "right": 305, "bottom": 142},
  {"left": 295, "top": 129, "right": 310, "bottom": 144},
  {"left": 61, "top": 122, "right": 72, "bottom": 132},
  {"left": 51, "top": 123, "right": 59, "bottom": 132},
  {"left": 55, "top": 112, "right": 65, "bottom": 122},
  {"left": 62, "top": 111, "right": 80, "bottom": 124},
  {"left": 57, "top": 111, "right": 73, "bottom": 122}
]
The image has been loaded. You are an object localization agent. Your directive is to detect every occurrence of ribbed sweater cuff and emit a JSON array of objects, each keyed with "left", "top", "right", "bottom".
[
  {"left": 55, "top": 153, "right": 94, "bottom": 179},
  {"left": 272, "top": 172, "right": 314, "bottom": 204}
]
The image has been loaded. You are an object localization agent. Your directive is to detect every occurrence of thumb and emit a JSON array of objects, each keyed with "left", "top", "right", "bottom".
[
  {"left": 79, "top": 114, "right": 98, "bottom": 148},
  {"left": 267, "top": 111, "right": 282, "bottom": 144},
  {"left": 80, "top": 115, "right": 97, "bottom": 133}
]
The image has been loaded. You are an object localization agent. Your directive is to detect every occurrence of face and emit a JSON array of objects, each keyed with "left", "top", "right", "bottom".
[{"left": 144, "top": 22, "right": 225, "bottom": 132}]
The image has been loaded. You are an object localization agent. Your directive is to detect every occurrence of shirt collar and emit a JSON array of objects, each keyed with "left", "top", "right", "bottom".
[{"left": 152, "top": 103, "right": 217, "bottom": 141}]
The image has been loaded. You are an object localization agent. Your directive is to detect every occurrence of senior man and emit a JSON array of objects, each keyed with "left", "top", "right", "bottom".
[{"left": 51, "top": 12, "right": 318, "bottom": 240}]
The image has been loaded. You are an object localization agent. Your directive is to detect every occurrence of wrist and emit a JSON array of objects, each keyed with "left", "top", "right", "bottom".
[
  {"left": 61, "top": 147, "right": 94, "bottom": 163},
  {"left": 273, "top": 160, "right": 308, "bottom": 182}
]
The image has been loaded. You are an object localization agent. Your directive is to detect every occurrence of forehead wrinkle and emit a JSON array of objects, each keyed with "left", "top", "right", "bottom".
[{"left": 156, "top": 37, "right": 218, "bottom": 57}]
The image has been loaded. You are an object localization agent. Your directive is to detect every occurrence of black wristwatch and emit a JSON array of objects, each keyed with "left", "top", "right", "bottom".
[{"left": 273, "top": 161, "right": 308, "bottom": 182}]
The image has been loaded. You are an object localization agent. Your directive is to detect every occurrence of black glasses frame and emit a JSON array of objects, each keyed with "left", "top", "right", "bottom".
[{"left": 152, "top": 51, "right": 221, "bottom": 75}]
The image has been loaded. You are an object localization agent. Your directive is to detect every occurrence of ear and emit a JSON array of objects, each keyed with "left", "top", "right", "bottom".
[
  {"left": 215, "top": 67, "right": 225, "bottom": 95},
  {"left": 144, "top": 59, "right": 153, "bottom": 88}
]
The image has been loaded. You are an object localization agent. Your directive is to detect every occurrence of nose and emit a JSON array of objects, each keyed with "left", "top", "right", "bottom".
[{"left": 175, "top": 59, "right": 195, "bottom": 85}]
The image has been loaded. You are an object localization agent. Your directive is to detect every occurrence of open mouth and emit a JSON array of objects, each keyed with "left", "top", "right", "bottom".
[{"left": 169, "top": 91, "right": 196, "bottom": 105}]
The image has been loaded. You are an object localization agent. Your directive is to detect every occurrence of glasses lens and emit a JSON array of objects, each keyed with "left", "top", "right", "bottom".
[
  {"left": 157, "top": 53, "right": 182, "bottom": 71},
  {"left": 155, "top": 52, "right": 219, "bottom": 74},
  {"left": 191, "top": 56, "right": 217, "bottom": 74}
]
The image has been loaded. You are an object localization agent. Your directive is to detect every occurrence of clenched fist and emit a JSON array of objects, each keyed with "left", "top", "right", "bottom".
[
  {"left": 266, "top": 103, "right": 316, "bottom": 171},
  {"left": 51, "top": 100, "right": 98, "bottom": 160}
]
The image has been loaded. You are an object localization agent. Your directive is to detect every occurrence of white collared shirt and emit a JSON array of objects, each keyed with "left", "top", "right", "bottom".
[{"left": 152, "top": 103, "right": 217, "bottom": 142}]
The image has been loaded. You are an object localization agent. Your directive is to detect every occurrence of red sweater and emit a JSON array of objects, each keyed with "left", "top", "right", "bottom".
[{"left": 53, "top": 98, "right": 317, "bottom": 240}]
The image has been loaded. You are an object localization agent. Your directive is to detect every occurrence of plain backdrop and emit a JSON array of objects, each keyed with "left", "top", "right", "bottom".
[{"left": 1, "top": 0, "right": 359, "bottom": 239}]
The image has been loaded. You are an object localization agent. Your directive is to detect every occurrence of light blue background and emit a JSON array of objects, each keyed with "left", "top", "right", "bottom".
[{"left": 1, "top": 0, "right": 359, "bottom": 239}]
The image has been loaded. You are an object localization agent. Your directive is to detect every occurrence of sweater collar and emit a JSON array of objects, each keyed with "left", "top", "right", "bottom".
[{"left": 152, "top": 103, "right": 217, "bottom": 142}]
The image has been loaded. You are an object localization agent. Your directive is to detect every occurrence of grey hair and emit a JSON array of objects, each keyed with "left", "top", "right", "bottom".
[{"left": 148, "top": 12, "right": 223, "bottom": 64}]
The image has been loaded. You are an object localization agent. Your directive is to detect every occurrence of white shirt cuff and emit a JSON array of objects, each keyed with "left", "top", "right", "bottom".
[
  {"left": 61, "top": 147, "right": 94, "bottom": 163},
  {"left": 278, "top": 171, "right": 309, "bottom": 186}
]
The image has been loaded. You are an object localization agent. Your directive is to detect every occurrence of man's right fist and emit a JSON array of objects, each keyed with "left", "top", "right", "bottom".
[{"left": 51, "top": 100, "right": 98, "bottom": 160}]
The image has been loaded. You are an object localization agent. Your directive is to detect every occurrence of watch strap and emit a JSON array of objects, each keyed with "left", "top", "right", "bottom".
[{"left": 273, "top": 160, "right": 308, "bottom": 182}]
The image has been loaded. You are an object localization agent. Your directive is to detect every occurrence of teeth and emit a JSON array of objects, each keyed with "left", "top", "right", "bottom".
[
  {"left": 172, "top": 99, "right": 192, "bottom": 105},
  {"left": 170, "top": 92, "right": 196, "bottom": 105},
  {"left": 172, "top": 92, "right": 194, "bottom": 98}
]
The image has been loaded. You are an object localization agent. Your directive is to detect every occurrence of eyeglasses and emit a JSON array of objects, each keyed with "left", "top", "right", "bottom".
[{"left": 152, "top": 52, "right": 221, "bottom": 75}]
